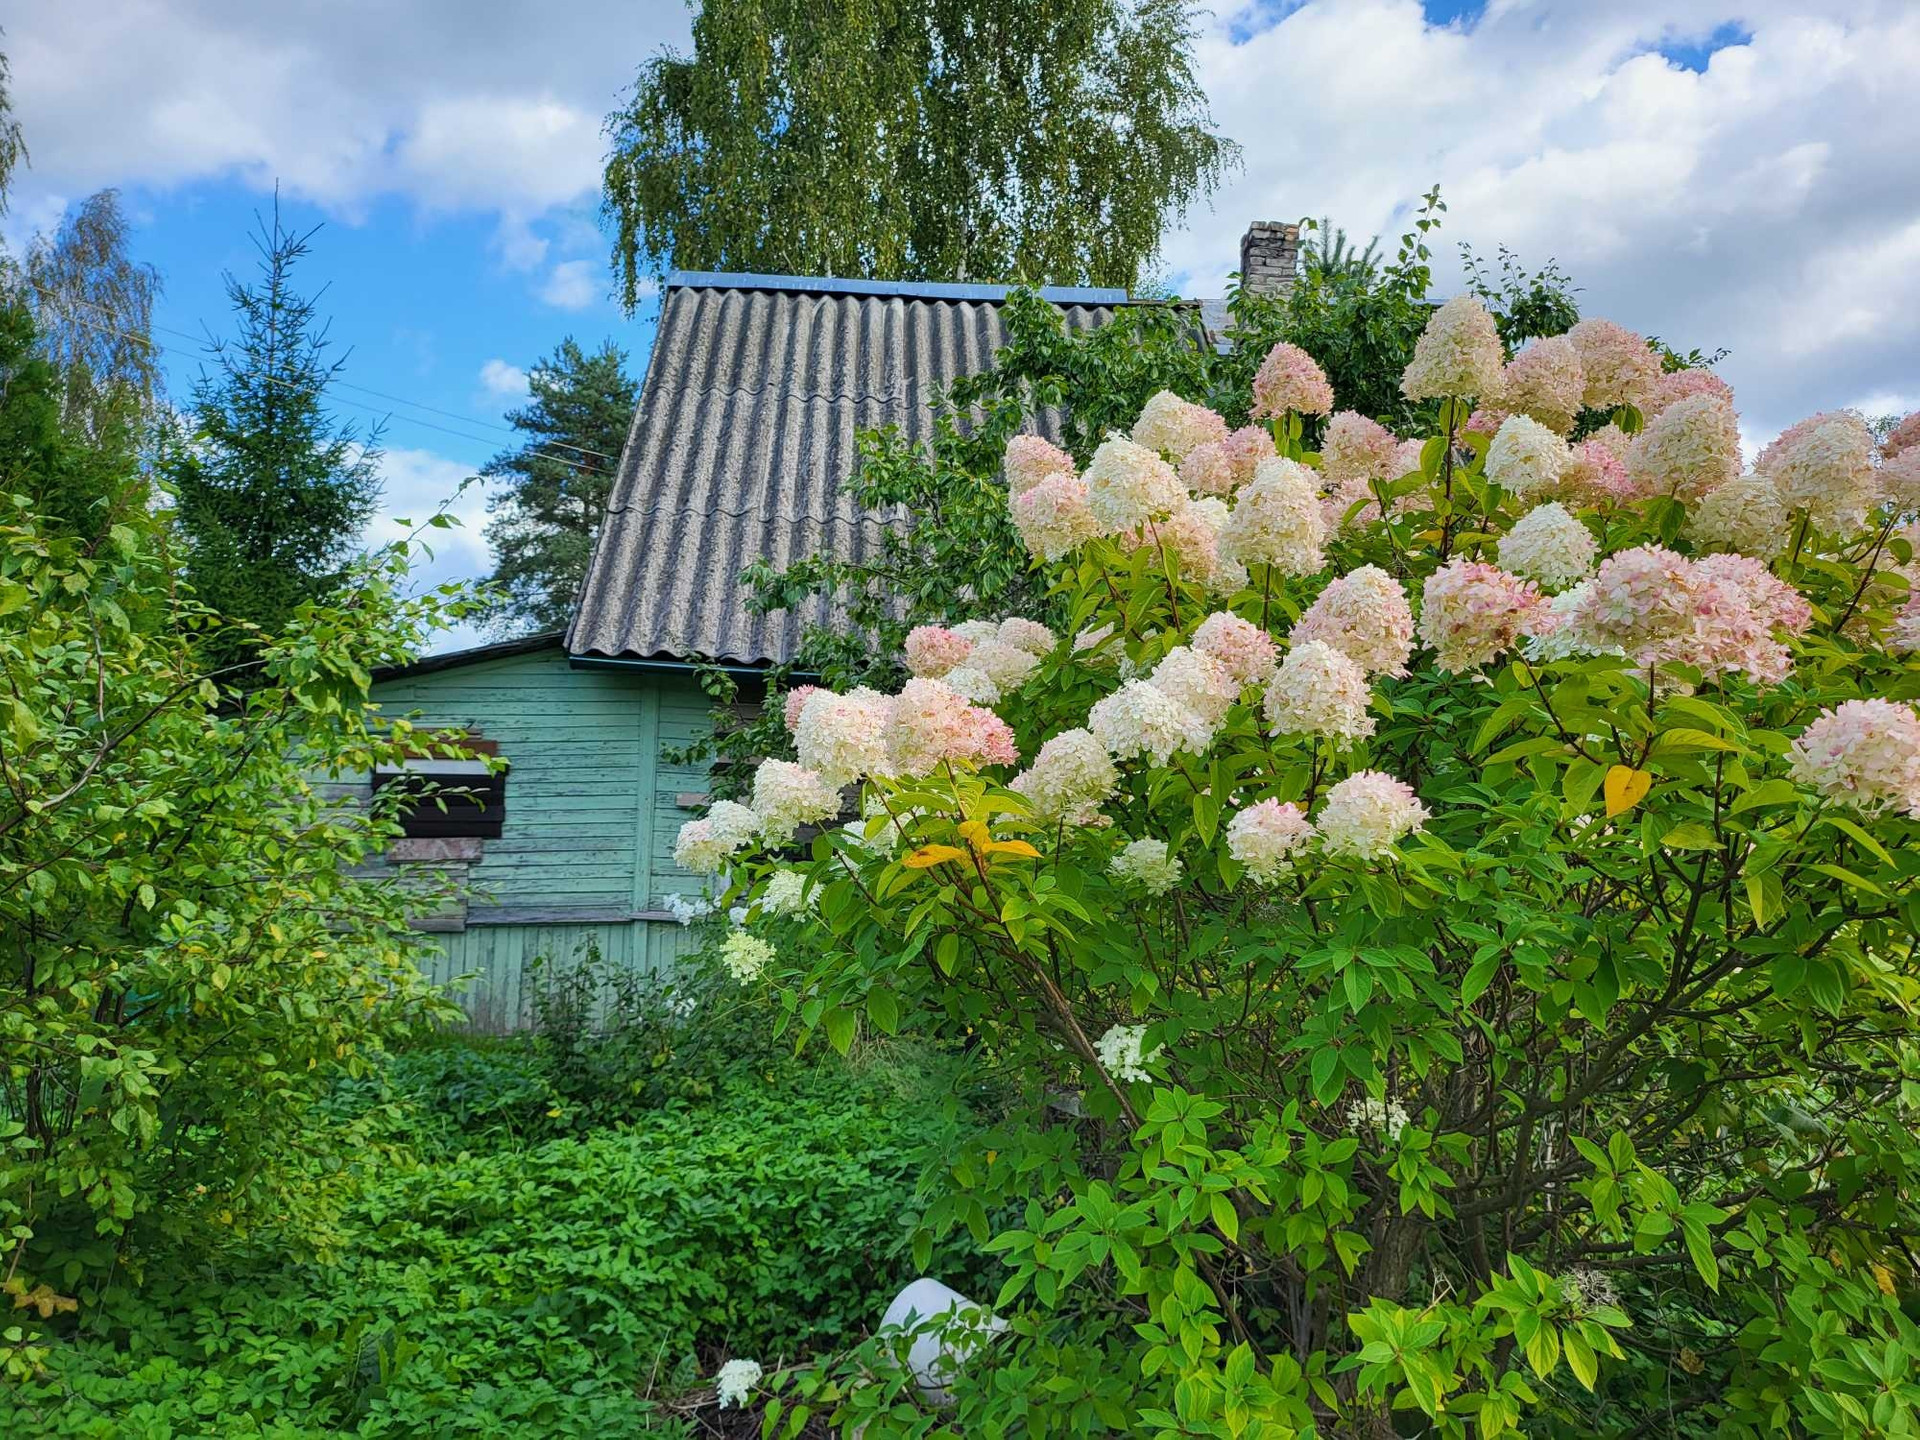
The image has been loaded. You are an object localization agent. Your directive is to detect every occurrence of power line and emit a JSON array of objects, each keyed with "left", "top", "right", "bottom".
[{"left": 17, "top": 281, "right": 626, "bottom": 477}]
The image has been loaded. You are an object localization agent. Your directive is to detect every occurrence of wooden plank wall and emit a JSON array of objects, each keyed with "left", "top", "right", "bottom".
[{"left": 368, "top": 647, "right": 721, "bottom": 1030}]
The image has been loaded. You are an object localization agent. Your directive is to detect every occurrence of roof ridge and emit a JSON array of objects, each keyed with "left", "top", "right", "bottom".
[{"left": 666, "top": 270, "right": 1130, "bottom": 306}]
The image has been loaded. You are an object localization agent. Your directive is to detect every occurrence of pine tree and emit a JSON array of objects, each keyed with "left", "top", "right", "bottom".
[
  {"left": 167, "top": 201, "right": 380, "bottom": 661},
  {"left": 480, "top": 338, "right": 638, "bottom": 635}
]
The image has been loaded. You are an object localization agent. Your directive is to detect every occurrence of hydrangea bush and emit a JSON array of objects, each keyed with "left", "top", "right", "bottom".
[{"left": 676, "top": 302, "right": 1920, "bottom": 1437}]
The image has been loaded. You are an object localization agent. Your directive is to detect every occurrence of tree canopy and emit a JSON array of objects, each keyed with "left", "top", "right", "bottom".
[
  {"left": 602, "top": 0, "right": 1236, "bottom": 308},
  {"left": 164, "top": 204, "right": 381, "bottom": 665},
  {"left": 480, "top": 338, "right": 639, "bottom": 636}
]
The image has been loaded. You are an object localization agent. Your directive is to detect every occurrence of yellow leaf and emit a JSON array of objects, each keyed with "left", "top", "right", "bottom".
[
  {"left": 1604, "top": 765, "right": 1653, "bottom": 817},
  {"left": 1677, "top": 1346, "right": 1704, "bottom": 1376},
  {"left": 957, "top": 819, "right": 990, "bottom": 851},
  {"left": 983, "top": 838, "right": 1042, "bottom": 861},
  {"left": 1873, "top": 1262, "right": 1898, "bottom": 1296},
  {"left": 903, "top": 844, "right": 969, "bottom": 869}
]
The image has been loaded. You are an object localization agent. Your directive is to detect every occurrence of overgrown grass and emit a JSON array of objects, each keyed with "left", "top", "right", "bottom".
[{"left": 3, "top": 962, "right": 985, "bottom": 1437}]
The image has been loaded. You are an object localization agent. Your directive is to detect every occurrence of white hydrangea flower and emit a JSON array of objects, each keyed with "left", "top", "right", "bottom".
[
  {"left": 1109, "top": 837, "right": 1182, "bottom": 894},
  {"left": 952, "top": 619, "right": 1001, "bottom": 646},
  {"left": 659, "top": 892, "right": 716, "bottom": 925},
  {"left": 1218, "top": 456, "right": 1327, "bottom": 577},
  {"left": 1626, "top": 394, "right": 1742, "bottom": 503},
  {"left": 1401, "top": 295, "right": 1506, "bottom": 402},
  {"left": 939, "top": 665, "right": 1001, "bottom": 705},
  {"left": 718, "top": 930, "right": 775, "bottom": 983},
  {"left": 715, "top": 1358, "right": 764, "bottom": 1408},
  {"left": 967, "top": 638, "right": 1041, "bottom": 694},
  {"left": 1498, "top": 502, "right": 1597, "bottom": 591},
  {"left": 1085, "top": 435, "right": 1184, "bottom": 533},
  {"left": 1318, "top": 771, "right": 1429, "bottom": 860},
  {"left": 1010, "top": 728, "right": 1119, "bottom": 825},
  {"left": 1147, "top": 645, "right": 1241, "bottom": 725},
  {"left": 750, "top": 760, "right": 842, "bottom": 844},
  {"left": 997, "top": 617, "right": 1058, "bottom": 656},
  {"left": 1226, "top": 799, "right": 1315, "bottom": 884},
  {"left": 1088, "top": 680, "right": 1215, "bottom": 765},
  {"left": 1345, "top": 1095, "right": 1411, "bottom": 1142},
  {"left": 672, "top": 799, "right": 760, "bottom": 873},
  {"left": 1485, "top": 414, "right": 1571, "bottom": 499},
  {"left": 758, "top": 869, "right": 811, "bottom": 918},
  {"left": 1095, "top": 1022, "right": 1162, "bottom": 1083},
  {"left": 1263, "top": 640, "right": 1376, "bottom": 745},
  {"left": 794, "top": 686, "right": 894, "bottom": 788},
  {"left": 1131, "top": 389, "right": 1227, "bottom": 462},
  {"left": 1688, "top": 472, "right": 1789, "bottom": 558}
]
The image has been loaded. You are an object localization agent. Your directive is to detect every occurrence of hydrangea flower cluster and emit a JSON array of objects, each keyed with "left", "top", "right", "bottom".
[
  {"left": 1346, "top": 1095, "right": 1412, "bottom": 1141},
  {"left": 1644, "top": 367, "right": 1733, "bottom": 420},
  {"left": 1148, "top": 645, "right": 1241, "bottom": 725},
  {"left": 1132, "top": 390, "right": 1229, "bottom": 461},
  {"left": 757, "top": 869, "right": 812, "bottom": 918},
  {"left": 889, "top": 677, "right": 1019, "bottom": 776},
  {"left": 1096, "top": 1022, "right": 1163, "bottom": 1082},
  {"left": 1688, "top": 472, "right": 1790, "bottom": 557},
  {"left": 1193, "top": 609, "right": 1279, "bottom": 685},
  {"left": 1567, "top": 318, "right": 1660, "bottom": 411},
  {"left": 715, "top": 1358, "right": 764, "bottom": 1409},
  {"left": 719, "top": 930, "right": 775, "bottom": 983},
  {"left": 1109, "top": 837, "right": 1183, "bottom": 894},
  {"left": 1626, "top": 394, "right": 1741, "bottom": 503},
  {"left": 1089, "top": 680, "right": 1215, "bottom": 765},
  {"left": 1558, "top": 435, "right": 1638, "bottom": 508},
  {"left": 1181, "top": 425, "right": 1274, "bottom": 496},
  {"left": 1011, "top": 728, "right": 1119, "bottom": 825},
  {"left": 1757, "top": 410, "right": 1878, "bottom": 534},
  {"left": 794, "top": 685, "right": 894, "bottom": 786},
  {"left": 1883, "top": 409, "right": 1920, "bottom": 459},
  {"left": 1012, "top": 471, "right": 1101, "bottom": 561},
  {"left": 904, "top": 625, "right": 975, "bottom": 679},
  {"left": 1085, "top": 435, "right": 1184, "bottom": 532},
  {"left": 1501, "top": 336, "right": 1585, "bottom": 435},
  {"left": 1289, "top": 565, "right": 1415, "bottom": 678},
  {"left": 1401, "top": 295, "right": 1506, "bottom": 402},
  {"left": 1486, "top": 414, "right": 1571, "bottom": 498},
  {"left": 1226, "top": 798, "right": 1315, "bottom": 883},
  {"left": 1263, "top": 640, "right": 1376, "bottom": 744},
  {"left": 1318, "top": 772, "right": 1430, "bottom": 859},
  {"left": 1219, "top": 456, "right": 1327, "bottom": 576},
  {"left": 1003, "top": 433, "right": 1076, "bottom": 495},
  {"left": 1498, "top": 502, "right": 1596, "bottom": 591},
  {"left": 751, "top": 759, "right": 842, "bottom": 842},
  {"left": 673, "top": 799, "right": 759, "bottom": 874},
  {"left": 1788, "top": 700, "right": 1920, "bottom": 818},
  {"left": 1251, "top": 342, "right": 1334, "bottom": 419},
  {"left": 1418, "top": 559, "right": 1546, "bottom": 672}
]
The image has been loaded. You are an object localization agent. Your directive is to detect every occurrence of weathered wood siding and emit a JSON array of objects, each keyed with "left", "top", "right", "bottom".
[{"left": 368, "top": 646, "right": 715, "bottom": 1029}]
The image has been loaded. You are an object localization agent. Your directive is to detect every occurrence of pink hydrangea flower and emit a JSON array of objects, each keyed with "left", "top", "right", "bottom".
[
  {"left": 795, "top": 686, "right": 895, "bottom": 787},
  {"left": 750, "top": 760, "right": 842, "bottom": 843},
  {"left": 1502, "top": 335, "right": 1585, "bottom": 434},
  {"left": 1251, "top": 342, "right": 1334, "bottom": 419},
  {"left": 1132, "top": 390, "right": 1230, "bottom": 462},
  {"left": 1877, "top": 443, "right": 1920, "bottom": 515},
  {"left": 1318, "top": 771, "right": 1430, "bottom": 860},
  {"left": 1757, "top": 411, "right": 1878, "bottom": 535},
  {"left": 1788, "top": 699, "right": 1920, "bottom": 818},
  {"left": 1003, "top": 433, "right": 1076, "bottom": 495},
  {"left": 1011, "top": 472, "right": 1101, "bottom": 561},
  {"left": 1559, "top": 437, "right": 1639, "bottom": 508},
  {"left": 783, "top": 685, "right": 825, "bottom": 733},
  {"left": 1226, "top": 799, "right": 1315, "bottom": 883},
  {"left": 886, "top": 678, "right": 1018, "bottom": 776},
  {"left": 1568, "top": 318, "right": 1660, "bottom": 411},
  {"left": 1644, "top": 367, "right": 1734, "bottom": 420},
  {"left": 1321, "top": 412, "right": 1401, "bottom": 486},
  {"left": 1181, "top": 425, "right": 1275, "bottom": 497},
  {"left": 1464, "top": 406, "right": 1510, "bottom": 436},
  {"left": 1883, "top": 410, "right": 1920, "bottom": 459},
  {"left": 1563, "top": 545, "right": 1702, "bottom": 654},
  {"left": 1290, "top": 565, "right": 1414, "bottom": 678},
  {"left": 1417, "top": 558, "right": 1546, "bottom": 672},
  {"left": 1192, "top": 610, "right": 1279, "bottom": 686},
  {"left": 904, "top": 625, "right": 973, "bottom": 679},
  {"left": 1692, "top": 552, "right": 1811, "bottom": 637}
]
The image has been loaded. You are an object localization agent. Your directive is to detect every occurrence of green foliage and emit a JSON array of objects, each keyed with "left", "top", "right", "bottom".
[
  {"left": 602, "top": 0, "right": 1236, "bottom": 305},
  {"left": 0, "top": 471, "right": 486, "bottom": 1371},
  {"left": 164, "top": 200, "right": 382, "bottom": 664},
  {"left": 1, "top": 1037, "right": 975, "bottom": 1437},
  {"left": 480, "top": 338, "right": 640, "bottom": 636},
  {"left": 717, "top": 354, "right": 1920, "bottom": 1433},
  {"left": 1460, "top": 240, "right": 1582, "bottom": 351}
]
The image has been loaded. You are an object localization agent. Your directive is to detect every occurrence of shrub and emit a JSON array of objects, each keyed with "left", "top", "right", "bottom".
[{"left": 687, "top": 310, "right": 1920, "bottom": 1434}]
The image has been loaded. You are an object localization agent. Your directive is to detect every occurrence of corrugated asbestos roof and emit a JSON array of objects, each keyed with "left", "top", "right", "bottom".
[{"left": 565, "top": 273, "right": 1126, "bottom": 666}]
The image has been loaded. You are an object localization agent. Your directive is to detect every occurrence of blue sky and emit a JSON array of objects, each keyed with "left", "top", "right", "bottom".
[{"left": 7, "top": 0, "right": 1918, "bottom": 652}]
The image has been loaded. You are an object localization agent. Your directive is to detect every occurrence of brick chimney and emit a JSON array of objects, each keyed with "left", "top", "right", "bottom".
[{"left": 1239, "top": 221, "right": 1300, "bottom": 299}]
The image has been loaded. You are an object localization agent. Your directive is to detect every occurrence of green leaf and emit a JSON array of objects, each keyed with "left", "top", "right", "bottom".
[
  {"left": 865, "top": 988, "right": 900, "bottom": 1035},
  {"left": 1209, "top": 1192, "right": 1239, "bottom": 1243},
  {"left": 1460, "top": 951, "right": 1500, "bottom": 1007},
  {"left": 1310, "top": 1047, "right": 1343, "bottom": 1105},
  {"left": 823, "top": 1006, "right": 857, "bottom": 1055}
]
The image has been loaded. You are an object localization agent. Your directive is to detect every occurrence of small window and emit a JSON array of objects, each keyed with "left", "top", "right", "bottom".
[{"left": 373, "top": 738, "right": 508, "bottom": 840}]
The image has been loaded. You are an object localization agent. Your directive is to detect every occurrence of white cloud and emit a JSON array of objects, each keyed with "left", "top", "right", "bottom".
[
  {"left": 538, "top": 258, "right": 600, "bottom": 311},
  {"left": 1169, "top": 0, "right": 1920, "bottom": 444},
  {"left": 477, "top": 358, "right": 531, "bottom": 402}
]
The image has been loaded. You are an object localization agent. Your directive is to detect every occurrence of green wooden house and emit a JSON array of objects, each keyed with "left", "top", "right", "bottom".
[{"left": 365, "top": 270, "right": 1141, "bottom": 1028}]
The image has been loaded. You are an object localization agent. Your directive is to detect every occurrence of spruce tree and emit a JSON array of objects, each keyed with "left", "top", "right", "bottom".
[
  {"left": 167, "top": 202, "right": 380, "bottom": 661},
  {"left": 480, "top": 338, "right": 637, "bottom": 635}
]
